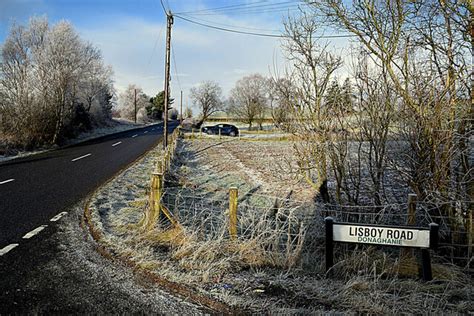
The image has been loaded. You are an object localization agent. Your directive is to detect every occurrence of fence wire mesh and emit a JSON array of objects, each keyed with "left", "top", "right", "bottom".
[{"left": 160, "top": 178, "right": 473, "bottom": 270}]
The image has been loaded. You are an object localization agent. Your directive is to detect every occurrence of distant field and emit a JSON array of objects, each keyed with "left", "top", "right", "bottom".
[{"left": 205, "top": 116, "right": 274, "bottom": 124}]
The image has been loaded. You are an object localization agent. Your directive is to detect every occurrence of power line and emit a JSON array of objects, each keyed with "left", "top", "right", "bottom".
[
  {"left": 174, "top": 14, "right": 282, "bottom": 37},
  {"left": 187, "top": 6, "right": 303, "bottom": 17},
  {"left": 174, "top": 14, "right": 357, "bottom": 39},
  {"left": 188, "top": 2, "right": 303, "bottom": 16},
  {"left": 171, "top": 42, "right": 182, "bottom": 93},
  {"left": 146, "top": 24, "right": 165, "bottom": 70},
  {"left": 204, "top": 1, "right": 297, "bottom": 12},
  {"left": 179, "top": 13, "right": 282, "bottom": 33},
  {"left": 175, "top": 0, "right": 273, "bottom": 15},
  {"left": 159, "top": 0, "right": 168, "bottom": 14}
]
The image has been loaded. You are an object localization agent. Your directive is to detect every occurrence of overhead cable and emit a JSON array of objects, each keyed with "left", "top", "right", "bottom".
[
  {"left": 175, "top": 0, "right": 293, "bottom": 15},
  {"left": 174, "top": 14, "right": 357, "bottom": 39}
]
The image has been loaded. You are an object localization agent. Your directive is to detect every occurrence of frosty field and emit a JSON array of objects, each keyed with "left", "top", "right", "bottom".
[{"left": 87, "top": 133, "right": 473, "bottom": 314}]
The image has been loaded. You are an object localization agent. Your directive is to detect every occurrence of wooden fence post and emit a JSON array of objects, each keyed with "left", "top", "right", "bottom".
[
  {"left": 219, "top": 128, "right": 221, "bottom": 139},
  {"left": 229, "top": 187, "right": 238, "bottom": 240},
  {"left": 155, "top": 160, "right": 163, "bottom": 174},
  {"left": 146, "top": 171, "right": 163, "bottom": 231},
  {"left": 401, "top": 193, "right": 417, "bottom": 259},
  {"left": 407, "top": 193, "right": 417, "bottom": 225}
]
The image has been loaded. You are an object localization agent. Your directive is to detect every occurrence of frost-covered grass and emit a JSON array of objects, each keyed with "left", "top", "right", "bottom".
[{"left": 88, "top": 136, "right": 473, "bottom": 314}]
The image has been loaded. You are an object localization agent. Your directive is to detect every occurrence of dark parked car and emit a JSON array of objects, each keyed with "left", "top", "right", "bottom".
[{"left": 201, "top": 124, "right": 239, "bottom": 137}]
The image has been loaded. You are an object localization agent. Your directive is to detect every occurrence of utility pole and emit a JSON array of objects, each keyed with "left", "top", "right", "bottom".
[
  {"left": 163, "top": 12, "right": 173, "bottom": 149},
  {"left": 180, "top": 90, "right": 183, "bottom": 123},
  {"left": 134, "top": 88, "right": 137, "bottom": 123}
]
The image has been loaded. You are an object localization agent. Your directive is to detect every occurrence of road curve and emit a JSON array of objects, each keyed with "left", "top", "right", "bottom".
[{"left": 0, "top": 121, "right": 178, "bottom": 248}]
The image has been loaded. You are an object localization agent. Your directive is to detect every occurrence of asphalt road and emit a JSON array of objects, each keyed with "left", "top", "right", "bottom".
[
  {"left": 0, "top": 121, "right": 177, "bottom": 249},
  {"left": 0, "top": 121, "right": 206, "bottom": 313},
  {"left": 0, "top": 203, "right": 204, "bottom": 314}
]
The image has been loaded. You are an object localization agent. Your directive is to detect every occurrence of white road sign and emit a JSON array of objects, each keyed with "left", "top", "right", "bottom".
[{"left": 333, "top": 223, "right": 431, "bottom": 248}]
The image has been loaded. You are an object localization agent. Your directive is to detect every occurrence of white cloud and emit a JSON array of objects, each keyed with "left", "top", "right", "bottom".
[{"left": 78, "top": 14, "right": 285, "bottom": 113}]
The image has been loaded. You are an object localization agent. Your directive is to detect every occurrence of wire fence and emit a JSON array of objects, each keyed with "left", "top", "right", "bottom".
[
  {"left": 160, "top": 181, "right": 473, "bottom": 271},
  {"left": 149, "top": 135, "right": 473, "bottom": 272}
]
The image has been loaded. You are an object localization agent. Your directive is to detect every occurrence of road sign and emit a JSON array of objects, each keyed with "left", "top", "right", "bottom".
[
  {"left": 333, "top": 223, "right": 431, "bottom": 248},
  {"left": 324, "top": 217, "right": 439, "bottom": 281}
]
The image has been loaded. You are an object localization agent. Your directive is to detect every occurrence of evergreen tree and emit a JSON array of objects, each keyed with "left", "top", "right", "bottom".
[
  {"left": 147, "top": 91, "right": 174, "bottom": 120},
  {"left": 325, "top": 80, "right": 342, "bottom": 112},
  {"left": 341, "top": 78, "right": 353, "bottom": 113}
]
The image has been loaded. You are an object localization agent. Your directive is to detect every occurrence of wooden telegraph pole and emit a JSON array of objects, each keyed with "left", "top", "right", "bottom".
[
  {"left": 163, "top": 12, "right": 173, "bottom": 149},
  {"left": 180, "top": 90, "right": 183, "bottom": 123},
  {"left": 134, "top": 88, "right": 137, "bottom": 123}
]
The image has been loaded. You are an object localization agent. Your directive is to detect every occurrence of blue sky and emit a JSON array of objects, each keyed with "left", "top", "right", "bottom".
[
  {"left": 0, "top": 0, "right": 168, "bottom": 36},
  {"left": 0, "top": 0, "right": 348, "bottom": 111}
]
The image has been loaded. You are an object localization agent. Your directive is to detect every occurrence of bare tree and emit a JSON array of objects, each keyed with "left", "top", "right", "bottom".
[
  {"left": 189, "top": 81, "right": 223, "bottom": 127},
  {"left": 78, "top": 58, "right": 114, "bottom": 123},
  {"left": 318, "top": 0, "right": 471, "bottom": 199},
  {"left": 317, "top": 0, "right": 472, "bottom": 261},
  {"left": 267, "top": 77, "right": 295, "bottom": 131},
  {"left": 118, "top": 84, "right": 149, "bottom": 122},
  {"left": 277, "top": 11, "right": 342, "bottom": 201},
  {"left": 0, "top": 17, "right": 114, "bottom": 147},
  {"left": 184, "top": 107, "right": 193, "bottom": 118},
  {"left": 42, "top": 21, "right": 101, "bottom": 142},
  {"left": 227, "top": 73, "right": 268, "bottom": 130},
  {"left": 0, "top": 16, "right": 115, "bottom": 146}
]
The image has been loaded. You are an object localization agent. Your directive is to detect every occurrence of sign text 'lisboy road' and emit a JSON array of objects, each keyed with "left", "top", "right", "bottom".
[{"left": 325, "top": 218, "right": 439, "bottom": 281}]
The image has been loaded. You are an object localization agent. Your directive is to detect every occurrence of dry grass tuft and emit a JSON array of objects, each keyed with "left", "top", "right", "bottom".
[
  {"left": 141, "top": 225, "right": 188, "bottom": 248},
  {"left": 237, "top": 239, "right": 273, "bottom": 267}
]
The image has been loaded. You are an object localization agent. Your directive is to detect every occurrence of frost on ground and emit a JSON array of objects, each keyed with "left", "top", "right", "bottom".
[
  {"left": 175, "top": 138, "right": 313, "bottom": 201},
  {"left": 0, "top": 118, "right": 152, "bottom": 163},
  {"left": 89, "top": 136, "right": 473, "bottom": 314}
]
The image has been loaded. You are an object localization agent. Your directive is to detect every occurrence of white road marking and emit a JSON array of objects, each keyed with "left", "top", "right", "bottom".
[
  {"left": 0, "top": 244, "right": 19, "bottom": 256},
  {"left": 132, "top": 134, "right": 138, "bottom": 138},
  {"left": 22, "top": 225, "right": 48, "bottom": 239},
  {"left": 144, "top": 131, "right": 148, "bottom": 134},
  {"left": 112, "top": 141, "right": 122, "bottom": 147},
  {"left": 71, "top": 153, "right": 91, "bottom": 162},
  {"left": 0, "top": 179, "right": 14, "bottom": 185},
  {"left": 50, "top": 212, "right": 68, "bottom": 222}
]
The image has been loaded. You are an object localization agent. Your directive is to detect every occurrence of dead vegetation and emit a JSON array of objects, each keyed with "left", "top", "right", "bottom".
[{"left": 88, "top": 136, "right": 473, "bottom": 313}]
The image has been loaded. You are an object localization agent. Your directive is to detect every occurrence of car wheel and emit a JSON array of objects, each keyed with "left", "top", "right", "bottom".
[{"left": 229, "top": 131, "right": 236, "bottom": 137}]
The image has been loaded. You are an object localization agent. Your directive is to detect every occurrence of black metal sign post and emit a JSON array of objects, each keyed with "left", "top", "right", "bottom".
[
  {"left": 325, "top": 217, "right": 334, "bottom": 273},
  {"left": 325, "top": 217, "right": 439, "bottom": 281}
]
